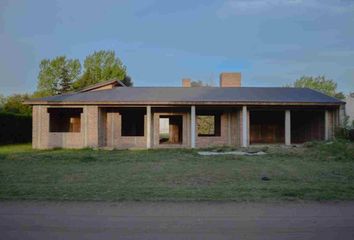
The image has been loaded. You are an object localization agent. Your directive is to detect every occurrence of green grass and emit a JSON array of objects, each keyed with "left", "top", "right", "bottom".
[{"left": 0, "top": 141, "right": 353, "bottom": 201}]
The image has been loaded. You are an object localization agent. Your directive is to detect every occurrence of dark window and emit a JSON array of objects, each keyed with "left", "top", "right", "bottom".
[
  {"left": 48, "top": 108, "right": 83, "bottom": 132},
  {"left": 197, "top": 114, "right": 221, "bottom": 136},
  {"left": 121, "top": 110, "right": 145, "bottom": 136}
]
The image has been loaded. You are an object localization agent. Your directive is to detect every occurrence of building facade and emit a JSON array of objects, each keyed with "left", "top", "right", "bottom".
[{"left": 26, "top": 73, "right": 343, "bottom": 149}]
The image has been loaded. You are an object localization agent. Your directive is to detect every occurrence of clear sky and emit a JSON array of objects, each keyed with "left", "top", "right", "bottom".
[{"left": 1, "top": 0, "right": 353, "bottom": 95}]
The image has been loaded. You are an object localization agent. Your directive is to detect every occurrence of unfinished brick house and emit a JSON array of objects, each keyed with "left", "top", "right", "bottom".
[{"left": 25, "top": 73, "right": 344, "bottom": 149}]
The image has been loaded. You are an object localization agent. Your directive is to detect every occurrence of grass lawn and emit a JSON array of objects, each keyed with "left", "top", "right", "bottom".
[{"left": 0, "top": 141, "right": 353, "bottom": 201}]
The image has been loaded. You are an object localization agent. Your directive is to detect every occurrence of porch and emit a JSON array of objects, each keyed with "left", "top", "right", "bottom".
[{"left": 33, "top": 105, "right": 338, "bottom": 149}]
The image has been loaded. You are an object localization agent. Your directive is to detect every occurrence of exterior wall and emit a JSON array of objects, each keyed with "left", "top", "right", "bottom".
[
  {"left": 345, "top": 95, "right": 354, "bottom": 125},
  {"left": 32, "top": 105, "right": 340, "bottom": 149},
  {"left": 32, "top": 105, "right": 100, "bottom": 149},
  {"left": 196, "top": 111, "right": 241, "bottom": 148},
  {"left": 106, "top": 112, "right": 147, "bottom": 149},
  {"left": 85, "top": 106, "right": 100, "bottom": 147},
  {"left": 153, "top": 112, "right": 190, "bottom": 148},
  {"left": 327, "top": 108, "right": 341, "bottom": 140}
]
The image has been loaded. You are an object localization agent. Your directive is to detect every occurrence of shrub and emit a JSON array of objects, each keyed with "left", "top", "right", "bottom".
[
  {"left": 349, "top": 129, "right": 354, "bottom": 142},
  {"left": 310, "top": 140, "right": 354, "bottom": 161},
  {"left": 0, "top": 112, "right": 32, "bottom": 145},
  {"left": 335, "top": 127, "right": 354, "bottom": 142}
]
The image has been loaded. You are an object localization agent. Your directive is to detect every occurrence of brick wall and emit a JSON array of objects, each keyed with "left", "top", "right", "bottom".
[
  {"left": 106, "top": 112, "right": 147, "bottom": 149},
  {"left": 32, "top": 105, "right": 97, "bottom": 149},
  {"left": 219, "top": 73, "right": 241, "bottom": 87},
  {"left": 31, "top": 105, "right": 339, "bottom": 149},
  {"left": 195, "top": 111, "right": 241, "bottom": 148},
  {"left": 153, "top": 112, "right": 190, "bottom": 148}
]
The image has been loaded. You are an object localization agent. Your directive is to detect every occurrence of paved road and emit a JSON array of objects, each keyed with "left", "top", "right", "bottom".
[{"left": 0, "top": 201, "right": 354, "bottom": 240}]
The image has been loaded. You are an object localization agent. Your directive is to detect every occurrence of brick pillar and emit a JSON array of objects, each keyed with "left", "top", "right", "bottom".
[
  {"left": 325, "top": 110, "right": 329, "bottom": 140},
  {"left": 227, "top": 111, "right": 231, "bottom": 146},
  {"left": 285, "top": 110, "right": 291, "bottom": 145},
  {"left": 242, "top": 106, "right": 248, "bottom": 147},
  {"left": 85, "top": 106, "right": 99, "bottom": 148},
  {"left": 191, "top": 106, "right": 196, "bottom": 148},
  {"left": 146, "top": 106, "right": 152, "bottom": 149}
]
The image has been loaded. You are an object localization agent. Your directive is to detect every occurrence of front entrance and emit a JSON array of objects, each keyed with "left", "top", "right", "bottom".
[
  {"left": 159, "top": 115, "right": 183, "bottom": 144},
  {"left": 291, "top": 110, "right": 325, "bottom": 143},
  {"left": 250, "top": 110, "right": 285, "bottom": 144}
]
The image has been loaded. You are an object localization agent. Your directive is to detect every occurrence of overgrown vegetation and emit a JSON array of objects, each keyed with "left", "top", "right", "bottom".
[
  {"left": 335, "top": 116, "right": 354, "bottom": 142},
  {"left": 0, "top": 141, "right": 353, "bottom": 201}
]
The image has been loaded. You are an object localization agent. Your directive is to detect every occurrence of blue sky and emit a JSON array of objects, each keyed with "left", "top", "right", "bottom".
[{"left": 1, "top": 0, "right": 354, "bottom": 95}]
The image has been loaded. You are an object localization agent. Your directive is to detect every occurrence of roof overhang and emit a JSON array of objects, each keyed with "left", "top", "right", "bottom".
[{"left": 24, "top": 100, "right": 344, "bottom": 106}]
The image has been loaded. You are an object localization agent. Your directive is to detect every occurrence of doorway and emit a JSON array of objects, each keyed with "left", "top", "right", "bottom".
[
  {"left": 159, "top": 115, "right": 183, "bottom": 144},
  {"left": 250, "top": 110, "right": 285, "bottom": 144}
]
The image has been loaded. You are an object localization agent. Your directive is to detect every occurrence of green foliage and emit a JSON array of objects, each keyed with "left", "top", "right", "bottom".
[
  {"left": 0, "top": 112, "right": 32, "bottom": 144},
  {"left": 34, "top": 50, "right": 133, "bottom": 96},
  {"left": 335, "top": 127, "right": 354, "bottom": 142},
  {"left": 122, "top": 75, "right": 133, "bottom": 87},
  {"left": 191, "top": 80, "right": 212, "bottom": 87},
  {"left": 197, "top": 116, "right": 215, "bottom": 135},
  {"left": 0, "top": 94, "right": 6, "bottom": 111},
  {"left": 58, "top": 67, "right": 72, "bottom": 93},
  {"left": 335, "top": 115, "right": 354, "bottom": 141},
  {"left": 2, "top": 94, "right": 32, "bottom": 115},
  {"left": 1, "top": 141, "right": 354, "bottom": 201},
  {"left": 334, "top": 92, "right": 346, "bottom": 100},
  {"left": 289, "top": 75, "right": 345, "bottom": 99},
  {"left": 35, "top": 56, "right": 81, "bottom": 96},
  {"left": 306, "top": 140, "right": 354, "bottom": 161},
  {"left": 74, "top": 50, "right": 128, "bottom": 90}
]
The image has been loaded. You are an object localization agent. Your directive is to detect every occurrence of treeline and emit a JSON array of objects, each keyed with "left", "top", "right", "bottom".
[
  {"left": 34, "top": 50, "right": 133, "bottom": 97},
  {"left": 0, "top": 50, "right": 132, "bottom": 116},
  {"left": 0, "top": 112, "right": 32, "bottom": 144},
  {"left": 0, "top": 50, "right": 132, "bottom": 144}
]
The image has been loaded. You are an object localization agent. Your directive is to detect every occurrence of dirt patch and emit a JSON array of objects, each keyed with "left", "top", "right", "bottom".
[{"left": 63, "top": 174, "right": 86, "bottom": 183}]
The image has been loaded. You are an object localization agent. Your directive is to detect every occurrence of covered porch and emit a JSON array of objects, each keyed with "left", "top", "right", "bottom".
[
  {"left": 97, "top": 104, "right": 337, "bottom": 149},
  {"left": 98, "top": 105, "right": 242, "bottom": 149}
]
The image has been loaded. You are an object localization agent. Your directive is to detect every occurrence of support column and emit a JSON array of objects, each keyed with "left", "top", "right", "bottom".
[
  {"left": 84, "top": 106, "right": 88, "bottom": 147},
  {"left": 325, "top": 110, "right": 329, "bottom": 140},
  {"left": 242, "top": 106, "right": 248, "bottom": 147},
  {"left": 37, "top": 106, "right": 42, "bottom": 149},
  {"left": 285, "top": 110, "right": 291, "bottom": 146},
  {"left": 146, "top": 106, "right": 151, "bottom": 149},
  {"left": 227, "top": 111, "right": 231, "bottom": 145},
  {"left": 191, "top": 105, "right": 196, "bottom": 148}
]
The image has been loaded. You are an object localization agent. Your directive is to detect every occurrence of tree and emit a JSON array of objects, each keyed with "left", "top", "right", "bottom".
[
  {"left": 288, "top": 75, "right": 345, "bottom": 100},
  {"left": 122, "top": 75, "right": 133, "bottom": 87},
  {"left": 58, "top": 67, "right": 71, "bottom": 93},
  {"left": 74, "top": 50, "right": 131, "bottom": 90},
  {"left": 3, "top": 94, "right": 32, "bottom": 115},
  {"left": 0, "top": 94, "right": 6, "bottom": 111},
  {"left": 191, "top": 80, "right": 204, "bottom": 87},
  {"left": 35, "top": 56, "right": 81, "bottom": 97},
  {"left": 190, "top": 80, "right": 212, "bottom": 87}
]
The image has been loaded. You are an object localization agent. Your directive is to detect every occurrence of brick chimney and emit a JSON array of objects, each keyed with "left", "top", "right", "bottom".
[
  {"left": 182, "top": 78, "right": 191, "bottom": 87},
  {"left": 220, "top": 72, "right": 241, "bottom": 87}
]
